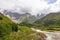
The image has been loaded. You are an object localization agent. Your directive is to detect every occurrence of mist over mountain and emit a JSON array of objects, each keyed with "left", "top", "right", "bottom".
[
  {"left": 0, "top": 0, "right": 60, "bottom": 15},
  {"left": 1, "top": 9, "right": 46, "bottom": 24},
  {"left": 0, "top": 0, "right": 60, "bottom": 40},
  {"left": 36, "top": 13, "right": 46, "bottom": 19},
  {"left": 2, "top": 10, "right": 36, "bottom": 23}
]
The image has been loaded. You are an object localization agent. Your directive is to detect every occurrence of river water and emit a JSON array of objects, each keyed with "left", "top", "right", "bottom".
[{"left": 31, "top": 28, "right": 60, "bottom": 40}]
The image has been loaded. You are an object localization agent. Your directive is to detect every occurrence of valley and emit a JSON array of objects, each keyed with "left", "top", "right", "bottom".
[
  {"left": 0, "top": 0, "right": 60, "bottom": 40},
  {"left": 0, "top": 12, "right": 60, "bottom": 40}
]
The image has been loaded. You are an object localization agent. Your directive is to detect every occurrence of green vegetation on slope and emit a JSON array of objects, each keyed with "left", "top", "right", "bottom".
[
  {"left": 0, "top": 13, "right": 18, "bottom": 39},
  {"left": 0, "top": 13, "right": 45, "bottom": 40},
  {"left": 19, "top": 13, "right": 37, "bottom": 26},
  {"left": 34, "top": 12, "right": 60, "bottom": 31},
  {"left": 3, "top": 26, "right": 46, "bottom": 40}
]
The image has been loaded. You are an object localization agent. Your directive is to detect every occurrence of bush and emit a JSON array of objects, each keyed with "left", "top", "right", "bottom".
[
  {"left": 12, "top": 24, "right": 18, "bottom": 32},
  {"left": 0, "top": 17, "right": 2, "bottom": 20}
]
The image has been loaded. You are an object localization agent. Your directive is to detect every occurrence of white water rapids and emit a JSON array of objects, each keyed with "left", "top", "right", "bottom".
[{"left": 31, "top": 28, "right": 60, "bottom": 40}]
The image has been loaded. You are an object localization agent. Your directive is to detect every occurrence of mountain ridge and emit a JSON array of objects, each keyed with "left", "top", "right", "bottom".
[{"left": 34, "top": 12, "right": 60, "bottom": 27}]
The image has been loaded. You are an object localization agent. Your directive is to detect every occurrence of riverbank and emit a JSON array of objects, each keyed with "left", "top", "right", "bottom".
[{"left": 31, "top": 28, "right": 60, "bottom": 40}]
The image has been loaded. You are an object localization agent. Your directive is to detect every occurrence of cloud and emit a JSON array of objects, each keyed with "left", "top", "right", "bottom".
[
  {"left": 45, "top": 0, "right": 57, "bottom": 4},
  {"left": 0, "top": 0, "right": 60, "bottom": 15},
  {"left": 0, "top": 0, "right": 15, "bottom": 9},
  {"left": 50, "top": 0, "right": 60, "bottom": 12}
]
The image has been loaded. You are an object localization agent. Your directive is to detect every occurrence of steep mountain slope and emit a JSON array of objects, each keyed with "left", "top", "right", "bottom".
[
  {"left": 35, "top": 12, "right": 60, "bottom": 27},
  {"left": 0, "top": 13, "right": 18, "bottom": 38},
  {"left": 3, "top": 10, "right": 37, "bottom": 23},
  {"left": 19, "top": 13, "right": 37, "bottom": 24},
  {"left": 0, "top": 13, "right": 45, "bottom": 40},
  {"left": 0, "top": 13, "right": 13, "bottom": 24},
  {"left": 36, "top": 13, "right": 46, "bottom": 19}
]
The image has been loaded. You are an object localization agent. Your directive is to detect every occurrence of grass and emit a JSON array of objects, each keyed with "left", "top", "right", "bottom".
[
  {"left": 35, "top": 26, "right": 60, "bottom": 32},
  {"left": 1, "top": 25, "right": 46, "bottom": 40},
  {"left": 0, "top": 13, "right": 46, "bottom": 40}
]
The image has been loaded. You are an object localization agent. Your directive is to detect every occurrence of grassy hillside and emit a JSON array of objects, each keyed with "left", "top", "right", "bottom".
[
  {"left": 0, "top": 13, "right": 18, "bottom": 39},
  {"left": 34, "top": 12, "right": 60, "bottom": 31},
  {"left": 19, "top": 13, "right": 37, "bottom": 26},
  {"left": 0, "top": 13, "right": 13, "bottom": 24},
  {"left": 3, "top": 26, "right": 46, "bottom": 40},
  {"left": 0, "top": 13, "right": 45, "bottom": 40}
]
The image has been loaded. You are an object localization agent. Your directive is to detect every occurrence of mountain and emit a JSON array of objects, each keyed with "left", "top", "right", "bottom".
[
  {"left": 2, "top": 10, "right": 47, "bottom": 24},
  {"left": 0, "top": 13, "right": 18, "bottom": 37},
  {"left": 19, "top": 13, "right": 37, "bottom": 24},
  {"left": 36, "top": 13, "right": 46, "bottom": 19},
  {"left": 0, "top": 13, "right": 45, "bottom": 40},
  {"left": 3, "top": 10, "right": 37, "bottom": 24},
  {"left": 35, "top": 12, "right": 60, "bottom": 27},
  {"left": 3, "top": 10, "right": 21, "bottom": 20}
]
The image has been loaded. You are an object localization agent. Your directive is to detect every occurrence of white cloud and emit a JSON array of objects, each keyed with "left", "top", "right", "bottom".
[
  {"left": 0, "top": 0, "right": 15, "bottom": 9},
  {"left": 50, "top": 0, "right": 60, "bottom": 12},
  {"left": 0, "top": 0, "right": 60, "bottom": 15}
]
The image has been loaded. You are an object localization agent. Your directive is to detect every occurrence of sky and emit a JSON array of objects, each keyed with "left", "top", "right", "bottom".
[{"left": 0, "top": 0, "right": 60, "bottom": 15}]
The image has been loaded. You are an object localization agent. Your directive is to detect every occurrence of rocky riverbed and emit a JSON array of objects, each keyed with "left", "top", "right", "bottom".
[
  {"left": 31, "top": 28, "right": 60, "bottom": 40},
  {"left": 46, "top": 31, "right": 60, "bottom": 40}
]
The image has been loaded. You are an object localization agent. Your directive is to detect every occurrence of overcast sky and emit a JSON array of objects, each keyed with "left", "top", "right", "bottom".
[{"left": 0, "top": 0, "right": 60, "bottom": 15}]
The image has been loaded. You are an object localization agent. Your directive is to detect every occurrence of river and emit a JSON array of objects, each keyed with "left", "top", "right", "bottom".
[{"left": 31, "top": 28, "right": 60, "bottom": 40}]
